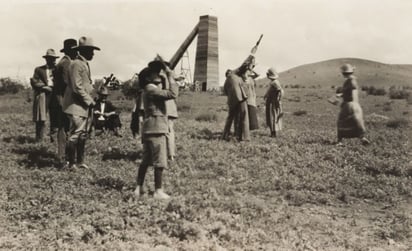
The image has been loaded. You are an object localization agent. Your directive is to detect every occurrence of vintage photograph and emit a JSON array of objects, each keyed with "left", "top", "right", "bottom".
[{"left": 0, "top": 0, "right": 411, "bottom": 250}]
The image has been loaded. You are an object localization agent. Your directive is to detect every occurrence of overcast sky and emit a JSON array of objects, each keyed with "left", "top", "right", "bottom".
[{"left": 1, "top": 0, "right": 411, "bottom": 83}]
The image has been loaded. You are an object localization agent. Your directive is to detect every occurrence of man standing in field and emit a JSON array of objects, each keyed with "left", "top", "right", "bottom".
[
  {"left": 63, "top": 36, "right": 99, "bottom": 169},
  {"left": 53, "top": 38, "right": 78, "bottom": 167},
  {"left": 134, "top": 60, "right": 178, "bottom": 199},
  {"left": 30, "top": 49, "right": 59, "bottom": 142}
]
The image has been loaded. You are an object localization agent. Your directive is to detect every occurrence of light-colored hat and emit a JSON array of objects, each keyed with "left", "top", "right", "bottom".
[
  {"left": 266, "top": 67, "right": 279, "bottom": 80},
  {"left": 340, "top": 64, "right": 355, "bottom": 73},
  {"left": 60, "top": 38, "right": 77, "bottom": 52},
  {"left": 42, "top": 49, "right": 59, "bottom": 58},
  {"left": 74, "top": 36, "right": 100, "bottom": 51},
  {"left": 98, "top": 86, "right": 109, "bottom": 95}
]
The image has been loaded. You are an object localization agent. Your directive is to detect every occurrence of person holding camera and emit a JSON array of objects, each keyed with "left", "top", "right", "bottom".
[
  {"left": 134, "top": 58, "right": 178, "bottom": 200},
  {"left": 63, "top": 37, "right": 100, "bottom": 169}
]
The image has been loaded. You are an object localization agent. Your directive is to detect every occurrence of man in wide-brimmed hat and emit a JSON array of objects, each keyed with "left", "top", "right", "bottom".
[
  {"left": 51, "top": 38, "right": 78, "bottom": 167},
  {"left": 63, "top": 36, "right": 100, "bottom": 169},
  {"left": 30, "top": 48, "right": 59, "bottom": 142},
  {"left": 92, "top": 85, "right": 122, "bottom": 137}
]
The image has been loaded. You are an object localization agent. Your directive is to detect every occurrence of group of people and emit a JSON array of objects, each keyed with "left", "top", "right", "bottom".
[
  {"left": 29, "top": 35, "right": 370, "bottom": 200},
  {"left": 221, "top": 54, "right": 284, "bottom": 141},
  {"left": 31, "top": 37, "right": 109, "bottom": 170}
]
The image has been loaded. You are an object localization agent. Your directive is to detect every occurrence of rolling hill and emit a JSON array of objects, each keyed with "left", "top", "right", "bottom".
[{"left": 256, "top": 58, "right": 412, "bottom": 88}]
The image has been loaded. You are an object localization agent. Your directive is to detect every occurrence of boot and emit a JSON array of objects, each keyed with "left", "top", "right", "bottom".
[
  {"left": 66, "top": 141, "right": 76, "bottom": 169},
  {"left": 76, "top": 138, "right": 88, "bottom": 169}
]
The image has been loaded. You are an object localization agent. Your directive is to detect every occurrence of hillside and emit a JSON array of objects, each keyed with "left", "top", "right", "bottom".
[{"left": 256, "top": 58, "right": 412, "bottom": 88}]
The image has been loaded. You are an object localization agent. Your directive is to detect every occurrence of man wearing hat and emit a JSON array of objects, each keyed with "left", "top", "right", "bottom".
[
  {"left": 264, "top": 67, "right": 284, "bottom": 137},
  {"left": 30, "top": 48, "right": 59, "bottom": 142},
  {"left": 92, "top": 85, "right": 122, "bottom": 137},
  {"left": 52, "top": 38, "right": 78, "bottom": 167},
  {"left": 63, "top": 36, "right": 100, "bottom": 169}
]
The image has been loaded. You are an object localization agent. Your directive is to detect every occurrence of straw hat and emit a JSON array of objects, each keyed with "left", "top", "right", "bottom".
[
  {"left": 73, "top": 36, "right": 100, "bottom": 51},
  {"left": 340, "top": 64, "right": 355, "bottom": 73},
  {"left": 60, "top": 38, "right": 77, "bottom": 52},
  {"left": 266, "top": 67, "right": 279, "bottom": 80},
  {"left": 42, "top": 49, "right": 59, "bottom": 58}
]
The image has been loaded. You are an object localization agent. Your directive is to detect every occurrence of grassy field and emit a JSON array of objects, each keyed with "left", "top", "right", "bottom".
[{"left": 0, "top": 85, "right": 411, "bottom": 250}]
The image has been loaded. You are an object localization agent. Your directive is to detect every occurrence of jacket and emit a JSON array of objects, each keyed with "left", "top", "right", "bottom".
[
  {"left": 223, "top": 74, "right": 248, "bottom": 109},
  {"left": 53, "top": 55, "right": 72, "bottom": 107},
  {"left": 31, "top": 64, "right": 55, "bottom": 121},
  {"left": 63, "top": 55, "right": 94, "bottom": 117},
  {"left": 142, "top": 78, "right": 178, "bottom": 135}
]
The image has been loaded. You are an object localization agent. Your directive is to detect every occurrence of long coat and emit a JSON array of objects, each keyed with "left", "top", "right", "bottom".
[
  {"left": 53, "top": 55, "right": 72, "bottom": 107},
  {"left": 31, "top": 65, "right": 55, "bottom": 122},
  {"left": 223, "top": 74, "right": 248, "bottom": 109},
  {"left": 63, "top": 55, "right": 94, "bottom": 117}
]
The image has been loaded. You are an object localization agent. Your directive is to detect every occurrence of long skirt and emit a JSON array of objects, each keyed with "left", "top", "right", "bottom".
[
  {"left": 266, "top": 102, "right": 282, "bottom": 134},
  {"left": 248, "top": 105, "right": 259, "bottom": 130},
  {"left": 337, "top": 101, "right": 366, "bottom": 139}
]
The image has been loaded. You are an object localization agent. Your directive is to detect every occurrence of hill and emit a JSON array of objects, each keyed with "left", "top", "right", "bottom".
[{"left": 256, "top": 58, "right": 412, "bottom": 88}]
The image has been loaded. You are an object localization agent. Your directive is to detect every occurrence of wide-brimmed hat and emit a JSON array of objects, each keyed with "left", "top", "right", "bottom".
[
  {"left": 73, "top": 36, "right": 100, "bottom": 51},
  {"left": 266, "top": 67, "right": 279, "bottom": 80},
  {"left": 340, "top": 63, "right": 355, "bottom": 73},
  {"left": 97, "top": 86, "right": 109, "bottom": 95},
  {"left": 60, "top": 38, "right": 77, "bottom": 52},
  {"left": 42, "top": 49, "right": 59, "bottom": 58}
]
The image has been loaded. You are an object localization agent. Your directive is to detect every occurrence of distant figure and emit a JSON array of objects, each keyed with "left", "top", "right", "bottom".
[
  {"left": 63, "top": 36, "right": 100, "bottom": 169},
  {"left": 30, "top": 49, "right": 59, "bottom": 142},
  {"left": 222, "top": 63, "right": 250, "bottom": 141},
  {"left": 242, "top": 55, "right": 259, "bottom": 130},
  {"left": 336, "top": 64, "right": 370, "bottom": 146},
  {"left": 264, "top": 67, "right": 284, "bottom": 137},
  {"left": 92, "top": 86, "right": 122, "bottom": 137},
  {"left": 53, "top": 38, "right": 78, "bottom": 167},
  {"left": 134, "top": 62, "right": 178, "bottom": 200}
]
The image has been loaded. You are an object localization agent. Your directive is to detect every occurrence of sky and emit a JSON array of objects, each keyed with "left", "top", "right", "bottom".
[{"left": 0, "top": 0, "right": 411, "bottom": 84}]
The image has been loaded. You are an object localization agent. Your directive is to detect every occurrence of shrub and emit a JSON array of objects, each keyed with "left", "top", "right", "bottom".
[
  {"left": 0, "top": 77, "right": 25, "bottom": 95},
  {"left": 195, "top": 112, "right": 218, "bottom": 122},
  {"left": 121, "top": 78, "right": 139, "bottom": 100},
  {"left": 389, "top": 88, "right": 410, "bottom": 100},
  {"left": 178, "top": 104, "right": 192, "bottom": 112},
  {"left": 386, "top": 118, "right": 410, "bottom": 129},
  {"left": 293, "top": 110, "right": 307, "bottom": 116}
]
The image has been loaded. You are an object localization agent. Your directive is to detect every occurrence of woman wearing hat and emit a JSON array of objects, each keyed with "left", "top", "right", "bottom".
[
  {"left": 336, "top": 64, "right": 370, "bottom": 145},
  {"left": 264, "top": 67, "right": 284, "bottom": 137},
  {"left": 30, "top": 48, "right": 59, "bottom": 142}
]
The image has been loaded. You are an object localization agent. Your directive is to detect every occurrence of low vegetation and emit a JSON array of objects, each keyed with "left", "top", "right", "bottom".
[{"left": 0, "top": 80, "right": 411, "bottom": 250}]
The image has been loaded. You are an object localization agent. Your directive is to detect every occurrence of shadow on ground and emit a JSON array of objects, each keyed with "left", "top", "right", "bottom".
[{"left": 12, "top": 145, "right": 59, "bottom": 169}]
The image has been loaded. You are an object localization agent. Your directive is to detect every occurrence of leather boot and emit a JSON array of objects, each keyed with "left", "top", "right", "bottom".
[
  {"left": 66, "top": 141, "right": 76, "bottom": 168},
  {"left": 76, "top": 138, "right": 88, "bottom": 168}
]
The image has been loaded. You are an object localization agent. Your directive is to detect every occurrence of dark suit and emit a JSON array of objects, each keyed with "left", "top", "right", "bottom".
[
  {"left": 53, "top": 55, "right": 71, "bottom": 162},
  {"left": 92, "top": 99, "right": 121, "bottom": 131}
]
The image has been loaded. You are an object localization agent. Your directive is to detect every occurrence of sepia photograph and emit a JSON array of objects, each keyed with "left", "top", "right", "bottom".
[{"left": 0, "top": 0, "right": 411, "bottom": 250}]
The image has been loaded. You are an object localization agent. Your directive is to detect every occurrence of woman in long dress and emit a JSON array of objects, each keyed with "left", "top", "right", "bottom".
[
  {"left": 336, "top": 64, "right": 370, "bottom": 145},
  {"left": 264, "top": 68, "right": 283, "bottom": 137}
]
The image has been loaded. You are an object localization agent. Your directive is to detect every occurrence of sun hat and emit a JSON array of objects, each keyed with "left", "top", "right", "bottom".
[
  {"left": 266, "top": 67, "right": 279, "bottom": 80},
  {"left": 340, "top": 63, "right": 355, "bottom": 73},
  {"left": 74, "top": 36, "right": 100, "bottom": 51},
  {"left": 42, "top": 49, "right": 59, "bottom": 58},
  {"left": 60, "top": 38, "right": 77, "bottom": 52}
]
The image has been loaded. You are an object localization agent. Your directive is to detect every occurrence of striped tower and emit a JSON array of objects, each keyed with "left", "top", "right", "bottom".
[{"left": 194, "top": 15, "right": 219, "bottom": 91}]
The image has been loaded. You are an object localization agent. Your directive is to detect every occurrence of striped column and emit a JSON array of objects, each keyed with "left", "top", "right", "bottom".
[{"left": 194, "top": 15, "right": 219, "bottom": 91}]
